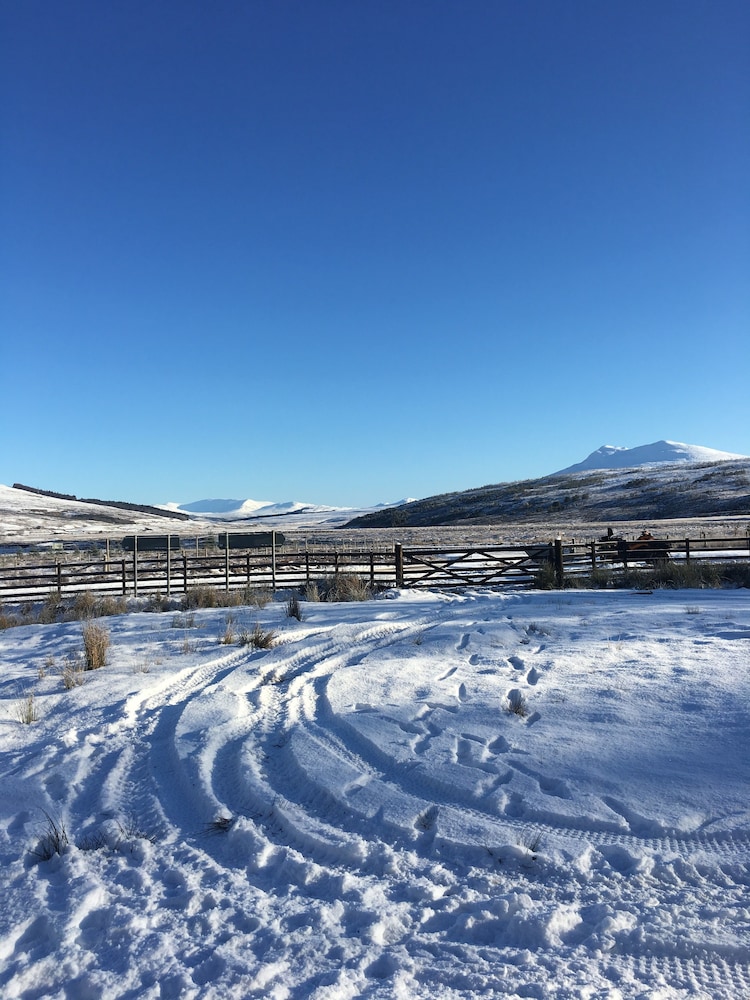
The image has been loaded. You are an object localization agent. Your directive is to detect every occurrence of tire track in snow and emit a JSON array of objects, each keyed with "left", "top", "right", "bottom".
[
  {"left": 64, "top": 597, "right": 748, "bottom": 998},
  {"left": 68, "top": 642, "right": 271, "bottom": 838},
  {"left": 195, "top": 605, "right": 750, "bottom": 994}
]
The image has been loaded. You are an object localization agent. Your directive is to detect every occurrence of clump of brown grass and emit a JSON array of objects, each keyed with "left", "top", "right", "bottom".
[
  {"left": 243, "top": 586, "right": 273, "bottom": 608},
  {"left": 82, "top": 621, "right": 110, "bottom": 669},
  {"left": 0, "top": 608, "right": 20, "bottom": 629},
  {"left": 14, "top": 690, "right": 40, "bottom": 724},
  {"left": 286, "top": 594, "right": 302, "bottom": 620},
  {"left": 61, "top": 656, "right": 85, "bottom": 689},
  {"left": 219, "top": 613, "right": 236, "bottom": 645},
  {"left": 305, "top": 574, "right": 374, "bottom": 602},
  {"left": 250, "top": 623, "right": 276, "bottom": 649}
]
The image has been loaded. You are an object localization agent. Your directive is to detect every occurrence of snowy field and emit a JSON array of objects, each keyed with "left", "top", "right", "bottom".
[{"left": 1, "top": 587, "right": 749, "bottom": 998}]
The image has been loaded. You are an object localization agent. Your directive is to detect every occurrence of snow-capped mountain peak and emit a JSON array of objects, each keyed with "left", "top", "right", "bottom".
[{"left": 555, "top": 440, "right": 748, "bottom": 475}]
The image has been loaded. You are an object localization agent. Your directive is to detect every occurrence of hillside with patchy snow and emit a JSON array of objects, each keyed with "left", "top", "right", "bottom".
[{"left": 346, "top": 454, "right": 750, "bottom": 529}]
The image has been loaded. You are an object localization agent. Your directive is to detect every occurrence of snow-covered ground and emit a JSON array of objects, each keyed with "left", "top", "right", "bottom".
[{"left": 1, "top": 587, "right": 749, "bottom": 998}]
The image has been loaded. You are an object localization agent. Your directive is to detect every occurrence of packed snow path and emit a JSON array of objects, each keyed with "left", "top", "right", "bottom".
[{"left": 1, "top": 589, "right": 749, "bottom": 998}]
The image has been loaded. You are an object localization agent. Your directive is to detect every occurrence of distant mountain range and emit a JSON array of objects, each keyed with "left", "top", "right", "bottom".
[
  {"left": 345, "top": 441, "right": 750, "bottom": 529},
  {"left": 172, "top": 442, "right": 746, "bottom": 525},
  {"left": 2, "top": 442, "right": 748, "bottom": 541},
  {"left": 164, "top": 497, "right": 416, "bottom": 529}
]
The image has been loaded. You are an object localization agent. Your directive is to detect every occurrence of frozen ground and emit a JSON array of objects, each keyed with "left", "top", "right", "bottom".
[{"left": 0, "top": 587, "right": 749, "bottom": 998}]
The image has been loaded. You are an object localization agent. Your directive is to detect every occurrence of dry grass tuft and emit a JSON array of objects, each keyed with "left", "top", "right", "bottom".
[
  {"left": 14, "top": 690, "right": 40, "bottom": 724},
  {"left": 219, "top": 614, "right": 236, "bottom": 645},
  {"left": 82, "top": 621, "right": 110, "bottom": 669},
  {"left": 250, "top": 623, "right": 276, "bottom": 649},
  {"left": 31, "top": 813, "right": 69, "bottom": 861},
  {"left": 61, "top": 656, "right": 85, "bottom": 689},
  {"left": 286, "top": 594, "right": 302, "bottom": 620}
]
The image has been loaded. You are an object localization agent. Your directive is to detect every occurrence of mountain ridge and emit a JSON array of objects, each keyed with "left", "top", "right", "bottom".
[
  {"left": 3, "top": 443, "right": 748, "bottom": 539},
  {"left": 554, "top": 440, "right": 747, "bottom": 475},
  {"left": 344, "top": 453, "right": 750, "bottom": 529}
]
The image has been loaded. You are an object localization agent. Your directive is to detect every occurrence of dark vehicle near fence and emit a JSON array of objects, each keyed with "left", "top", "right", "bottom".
[
  {"left": 619, "top": 533, "right": 671, "bottom": 563},
  {"left": 598, "top": 530, "right": 671, "bottom": 564}
]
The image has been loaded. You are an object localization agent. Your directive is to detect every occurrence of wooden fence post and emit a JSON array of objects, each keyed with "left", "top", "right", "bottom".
[
  {"left": 590, "top": 541, "right": 596, "bottom": 571},
  {"left": 182, "top": 554, "right": 188, "bottom": 595},
  {"left": 271, "top": 531, "right": 277, "bottom": 592},
  {"left": 166, "top": 535, "right": 172, "bottom": 598},
  {"left": 685, "top": 538, "right": 691, "bottom": 564},
  {"left": 395, "top": 543, "right": 404, "bottom": 588},
  {"left": 56, "top": 561, "right": 62, "bottom": 597},
  {"left": 554, "top": 538, "right": 564, "bottom": 588},
  {"left": 133, "top": 536, "right": 138, "bottom": 597},
  {"left": 121, "top": 559, "right": 126, "bottom": 596},
  {"left": 225, "top": 533, "right": 230, "bottom": 592}
]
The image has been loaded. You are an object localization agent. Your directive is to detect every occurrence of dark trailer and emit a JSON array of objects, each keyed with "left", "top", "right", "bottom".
[{"left": 122, "top": 535, "right": 182, "bottom": 552}]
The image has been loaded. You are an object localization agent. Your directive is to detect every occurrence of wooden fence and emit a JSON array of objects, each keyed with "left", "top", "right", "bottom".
[
  {"left": 0, "top": 536, "right": 748, "bottom": 601},
  {"left": 0, "top": 547, "right": 397, "bottom": 600},
  {"left": 396, "top": 536, "right": 750, "bottom": 589},
  {"left": 395, "top": 542, "right": 561, "bottom": 588}
]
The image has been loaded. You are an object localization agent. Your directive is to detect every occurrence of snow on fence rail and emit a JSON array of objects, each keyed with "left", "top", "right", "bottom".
[{"left": 0, "top": 536, "right": 748, "bottom": 600}]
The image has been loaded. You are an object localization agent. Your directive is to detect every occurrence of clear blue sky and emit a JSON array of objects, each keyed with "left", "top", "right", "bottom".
[{"left": 2, "top": 1, "right": 748, "bottom": 507}]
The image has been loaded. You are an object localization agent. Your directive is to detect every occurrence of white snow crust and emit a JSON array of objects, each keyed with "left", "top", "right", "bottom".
[{"left": 1, "top": 587, "right": 749, "bottom": 997}]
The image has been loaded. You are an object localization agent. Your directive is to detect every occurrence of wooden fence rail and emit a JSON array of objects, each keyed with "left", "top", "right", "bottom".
[
  {"left": 0, "top": 548, "right": 398, "bottom": 600},
  {"left": 0, "top": 536, "right": 748, "bottom": 601}
]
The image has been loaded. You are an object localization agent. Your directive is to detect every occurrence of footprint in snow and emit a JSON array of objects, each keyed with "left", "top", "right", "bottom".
[
  {"left": 44, "top": 772, "right": 67, "bottom": 802},
  {"left": 488, "top": 735, "right": 510, "bottom": 753},
  {"left": 537, "top": 774, "right": 571, "bottom": 798}
]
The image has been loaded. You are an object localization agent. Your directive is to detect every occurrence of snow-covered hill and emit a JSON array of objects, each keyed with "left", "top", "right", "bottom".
[
  {"left": 346, "top": 452, "right": 750, "bottom": 529},
  {"left": 161, "top": 496, "right": 417, "bottom": 529},
  {"left": 554, "top": 440, "right": 748, "bottom": 475},
  {"left": 0, "top": 484, "right": 413, "bottom": 543},
  {"left": 170, "top": 498, "right": 338, "bottom": 520}
]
